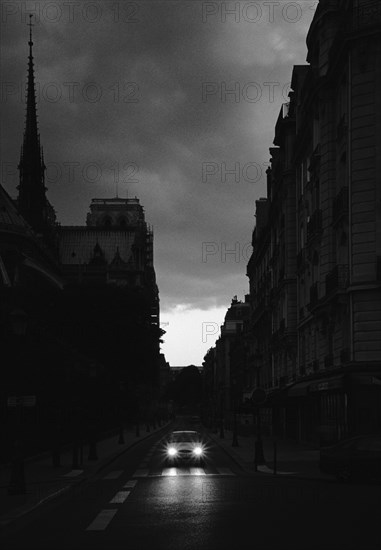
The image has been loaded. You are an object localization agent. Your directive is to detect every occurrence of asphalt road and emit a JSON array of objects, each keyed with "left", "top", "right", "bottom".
[{"left": 1, "top": 422, "right": 380, "bottom": 550}]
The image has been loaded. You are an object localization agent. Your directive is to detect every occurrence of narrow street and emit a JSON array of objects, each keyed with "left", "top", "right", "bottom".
[{"left": 1, "top": 423, "right": 380, "bottom": 550}]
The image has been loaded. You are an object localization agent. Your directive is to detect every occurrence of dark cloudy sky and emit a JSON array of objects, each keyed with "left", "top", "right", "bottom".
[{"left": 1, "top": 1, "right": 316, "bottom": 365}]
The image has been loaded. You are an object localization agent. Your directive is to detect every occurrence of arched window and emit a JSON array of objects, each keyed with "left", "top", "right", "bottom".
[
  {"left": 103, "top": 216, "right": 112, "bottom": 227},
  {"left": 118, "top": 217, "right": 127, "bottom": 228}
]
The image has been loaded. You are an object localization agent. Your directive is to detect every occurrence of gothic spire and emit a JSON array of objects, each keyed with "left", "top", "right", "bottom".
[
  {"left": 17, "top": 14, "right": 48, "bottom": 233},
  {"left": 25, "top": 14, "right": 39, "bottom": 152}
]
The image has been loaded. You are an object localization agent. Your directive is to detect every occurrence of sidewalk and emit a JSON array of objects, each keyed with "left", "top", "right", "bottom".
[
  {"left": 207, "top": 428, "right": 332, "bottom": 481},
  {"left": 0, "top": 422, "right": 170, "bottom": 528}
]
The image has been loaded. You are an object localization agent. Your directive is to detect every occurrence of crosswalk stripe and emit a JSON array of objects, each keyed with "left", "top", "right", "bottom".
[
  {"left": 110, "top": 490, "right": 130, "bottom": 504},
  {"left": 132, "top": 468, "right": 149, "bottom": 477},
  {"left": 131, "top": 467, "right": 236, "bottom": 478},
  {"left": 86, "top": 509, "right": 118, "bottom": 531},
  {"left": 189, "top": 467, "right": 206, "bottom": 476},
  {"left": 123, "top": 480, "right": 137, "bottom": 489},
  {"left": 162, "top": 467, "right": 178, "bottom": 476},
  {"left": 103, "top": 470, "right": 123, "bottom": 480},
  {"left": 63, "top": 469, "right": 83, "bottom": 477}
]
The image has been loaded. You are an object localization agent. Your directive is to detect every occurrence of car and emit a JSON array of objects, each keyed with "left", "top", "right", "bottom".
[
  {"left": 164, "top": 430, "right": 205, "bottom": 466},
  {"left": 319, "top": 433, "right": 381, "bottom": 482}
]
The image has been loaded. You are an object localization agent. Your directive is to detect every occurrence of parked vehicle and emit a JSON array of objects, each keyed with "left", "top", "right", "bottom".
[{"left": 319, "top": 434, "right": 381, "bottom": 482}]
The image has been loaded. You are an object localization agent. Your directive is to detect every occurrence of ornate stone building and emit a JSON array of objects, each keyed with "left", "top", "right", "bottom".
[
  {"left": 246, "top": 0, "right": 381, "bottom": 444},
  {"left": 58, "top": 196, "right": 159, "bottom": 325},
  {"left": 1, "top": 18, "right": 162, "bottom": 457}
]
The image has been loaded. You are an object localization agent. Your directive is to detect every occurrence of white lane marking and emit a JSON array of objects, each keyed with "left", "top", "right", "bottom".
[
  {"left": 162, "top": 467, "right": 177, "bottom": 476},
  {"left": 103, "top": 470, "right": 123, "bottom": 480},
  {"left": 189, "top": 468, "right": 206, "bottom": 476},
  {"left": 86, "top": 509, "right": 118, "bottom": 531},
  {"left": 132, "top": 469, "right": 149, "bottom": 477},
  {"left": 215, "top": 467, "right": 234, "bottom": 476},
  {"left": 123, "top": 480, "right": 137, "bottom": 489},
  {"left": 110, "top": 490, "right": 130, "bottom": 504},
  {"left": 63, "top": 470, "right": 83, "bottom": 477}
]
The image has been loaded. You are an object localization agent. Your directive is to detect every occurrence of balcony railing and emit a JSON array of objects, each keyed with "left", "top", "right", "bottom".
[
  {"left": 325, "top": 264, "right": 349, "bottom": 295},
  {"left": 332, "top": 187, "right": 349, "bottom": 224},
  {"left": 307, "top": 210, "right": 323, "bottom": 243}
]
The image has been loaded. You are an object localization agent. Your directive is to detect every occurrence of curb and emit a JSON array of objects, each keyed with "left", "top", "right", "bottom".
[
  {"left": 206, "top": 430, "right": 329, "bottom": 482},
  {"left": 93, "top": 421, "right": 172, "bottom": 475},
  {"left": 0, "top": 421, "right": 173, "bottom": 529},
  {"left": 0, "top": 426, "right": 131, "bottom": 472}
]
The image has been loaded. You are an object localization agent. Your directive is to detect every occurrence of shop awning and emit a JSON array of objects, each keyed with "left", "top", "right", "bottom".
[
  {"left": 309, "top": 376, "right": 344, "bottom": 392},
  {"left": 349, "top": 375, "right": 381, "bottom": 386}
]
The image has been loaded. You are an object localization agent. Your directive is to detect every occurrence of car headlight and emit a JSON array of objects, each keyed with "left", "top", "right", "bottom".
[
  {"left": 167, "top": 447, "right": 177, "bottom": 456},
  {"left": 193, "top": 446, "right": 203, "bottom": 456}
]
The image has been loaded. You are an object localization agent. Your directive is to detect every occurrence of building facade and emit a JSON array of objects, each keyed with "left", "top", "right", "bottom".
[
  {"left": 202, "top": 296, "right": 252, "bottom": 432},
  {"left": 245, "top": 0, "right": 381, "bottom": 445}
]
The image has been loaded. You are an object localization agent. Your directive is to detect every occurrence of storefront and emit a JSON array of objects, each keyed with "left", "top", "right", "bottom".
[{"left": 277, "top": 373, "right": 381, "bottom": 446}]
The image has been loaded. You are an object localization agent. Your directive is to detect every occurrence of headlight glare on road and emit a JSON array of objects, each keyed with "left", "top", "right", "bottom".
[
  {"left": 193, "top": 446, "right": 203, "bottom": 456},
  {"left": 167, "top": 447, "right": 177, "bottom": 456}
]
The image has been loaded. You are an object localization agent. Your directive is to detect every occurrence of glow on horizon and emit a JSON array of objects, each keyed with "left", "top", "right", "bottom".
[{"left": 160, "top": 305, "right": 227, "bottom": 366}]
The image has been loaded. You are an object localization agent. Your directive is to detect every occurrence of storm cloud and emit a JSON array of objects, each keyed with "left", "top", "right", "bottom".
[{"left": 1, "top": 1, "right": 316, "bottom": 362}]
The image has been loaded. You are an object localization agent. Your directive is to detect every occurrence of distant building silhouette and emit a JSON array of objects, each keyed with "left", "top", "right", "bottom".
[{"left": 1, "top": 17, "right": 163, "bottom": 454}]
